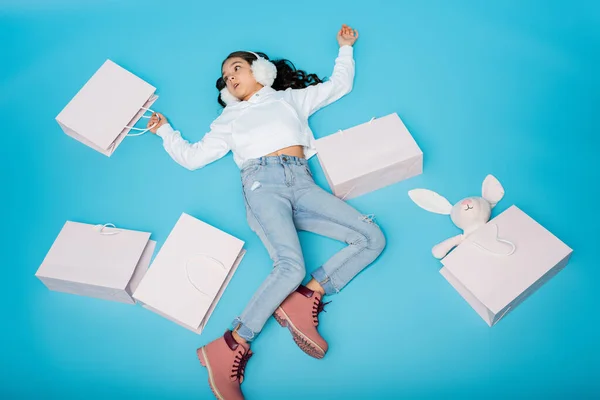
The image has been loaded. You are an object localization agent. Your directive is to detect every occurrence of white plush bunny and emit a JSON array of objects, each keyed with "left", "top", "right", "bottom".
[{"left": 408, "top": 175, "right": 506, "bottom": 259}]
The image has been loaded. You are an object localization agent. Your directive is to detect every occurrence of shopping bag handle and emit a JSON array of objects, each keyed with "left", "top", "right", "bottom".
[
  {"left": 125, "top": 95, "right": 159, "bottom": 137},
  {"left": 185, "top": 254, "right": 228, "bottom": 298},
  {"left": 469, "top": 224, "right": 516, "bottom": 256},
  {"left": 95, "top": 223, "right": 121, "bottom": 235}
]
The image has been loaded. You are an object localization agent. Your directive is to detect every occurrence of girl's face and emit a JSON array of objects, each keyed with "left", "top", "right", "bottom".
[{"left": 221, "top": 57, "right": 262, "bottom": 101}]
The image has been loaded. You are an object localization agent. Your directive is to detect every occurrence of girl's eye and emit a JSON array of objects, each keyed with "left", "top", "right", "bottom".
[{"left": 235, "top": 66, "right": 240, "bottom": 71}]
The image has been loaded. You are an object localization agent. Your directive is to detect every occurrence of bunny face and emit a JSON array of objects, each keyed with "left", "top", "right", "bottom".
[
  {"left": 450, "top": 196, "right": 492, "bottom": 232},
  {"left": 408, "top": 174, "right": 505, "bottom": 233},
  {"left": 408, "top": 175, "right": 505, "bottom": 258}
]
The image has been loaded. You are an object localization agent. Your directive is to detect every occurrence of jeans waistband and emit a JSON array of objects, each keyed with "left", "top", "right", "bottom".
[{"left": 242, "top": 155, "right": 308, "bottom": 169}]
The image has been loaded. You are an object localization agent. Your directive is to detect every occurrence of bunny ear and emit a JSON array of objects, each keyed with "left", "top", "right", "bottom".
[
  {"left": 408, "top": 189, "right": 453, "bottom": 215},
  {"left": 482, "top": 175, "right": 505, "bottom": 207}
]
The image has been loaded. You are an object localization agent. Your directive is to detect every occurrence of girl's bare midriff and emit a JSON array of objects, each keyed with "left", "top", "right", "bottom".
[{"left": 264, "top": 145, "right": 305, "bottom": 158}]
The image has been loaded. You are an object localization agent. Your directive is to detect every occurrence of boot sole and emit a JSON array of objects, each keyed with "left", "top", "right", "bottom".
[
  {"left": 197, "top": 347, "right": 225, "bottom": 400},
  {"left": 274, "top": 307, "right": 326, "bottom": 359}
]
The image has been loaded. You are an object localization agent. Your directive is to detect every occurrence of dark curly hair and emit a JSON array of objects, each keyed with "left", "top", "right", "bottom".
[{"left": 216, "top": 51, "right": 323, "bottom": 108}]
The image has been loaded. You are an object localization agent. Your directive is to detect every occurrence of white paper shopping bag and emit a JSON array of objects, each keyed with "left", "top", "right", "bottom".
[
  {"left": 35, "top": 222, "right": 156, "bottom": 304},
  {"left": 440, "top": 206, "right": 573, "bottom": 326},
  {"left": 133, "top": 213, "right": 246, "bottom": 334},
  {"left": 56, "top": 59, "right": 158, "bottom": 156},
  {"left": 315, "top": 113, "right": 423, "bottom": 200}
]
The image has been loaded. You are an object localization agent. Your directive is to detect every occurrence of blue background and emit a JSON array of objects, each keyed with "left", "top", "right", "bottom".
[{"left": 2, "top": 0, "right": 599, "bottom": 398}]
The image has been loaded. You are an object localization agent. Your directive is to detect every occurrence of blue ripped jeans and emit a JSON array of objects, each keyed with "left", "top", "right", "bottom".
[{"left": 232, "top": 155, "right": 386, "bottom": 341}]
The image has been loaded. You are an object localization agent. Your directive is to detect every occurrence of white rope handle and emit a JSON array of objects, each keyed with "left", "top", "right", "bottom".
[
  {"left": 470, "top": 224, "right": 516, "bottom": 256},
  {"left": 95, "top": 223, "right": 120, "bottom": 235},
  {"left": 125, "top": 106, "right": 159, "bottom": 137},
  {"left": 340, "top": 184, "right": 358, "bottom": 201},
  {"left": 337, "top": 116, "right": 376, "bottom": 136},
  {"left": 494, "top": 306, "right": 512, "bottom": 325},
  {"left": 185, "top": 253, "right": 228, "bottom": 298}
]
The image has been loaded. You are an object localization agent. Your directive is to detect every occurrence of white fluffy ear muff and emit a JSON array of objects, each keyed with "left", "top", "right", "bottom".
[
  {"left": 482, "top": 174, "right": 505, "bottom": 207},
  {"left": 249, "top": 51, "right": 277, "bottom": 88},
  {"left": 219, "top": 51, "right": 277, "bottom": 106},
  {"left": 220, "top": 87, "right": 240, "bottom": 106},
  {"left": 408, "top": 189, "right": 454, "bottom": 215}
]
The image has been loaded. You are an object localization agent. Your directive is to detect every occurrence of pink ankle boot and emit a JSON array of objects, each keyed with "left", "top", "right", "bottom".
[
  {"left": 197, "top": 330, "right": 252, "bottom": 400},
  {"left": 274, "top": 285, "right": 330, "bottom": 359}
]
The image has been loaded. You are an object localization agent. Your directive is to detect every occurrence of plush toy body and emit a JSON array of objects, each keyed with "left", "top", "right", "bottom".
[{"left": 408, "top": 175, "right": 506, "bottom": 259}]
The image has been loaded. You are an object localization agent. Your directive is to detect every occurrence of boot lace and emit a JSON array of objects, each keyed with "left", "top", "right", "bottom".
[
  {"left": 312, "top": 298, "right": 331, "bottom": 325},
  {"left": 231, "top": 349, "right": 253, "bottom": 382}
]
